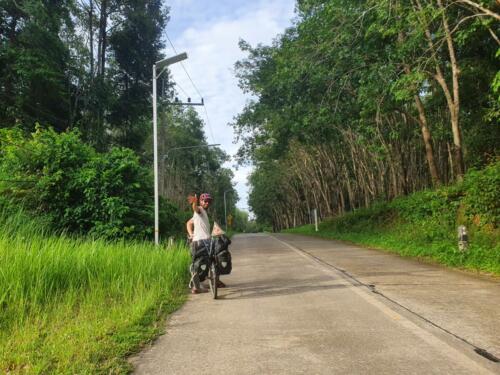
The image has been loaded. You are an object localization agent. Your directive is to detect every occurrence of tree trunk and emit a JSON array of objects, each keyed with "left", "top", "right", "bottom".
[
  {"left": 437, "top": 0, "right": 465, "bottom": 179},
  {"left": 398, "top": 26, "right": 441, "bottom": 187},
  {"left": 414, "top": 0, "right": 465, "bottom": 180},
  {"left": 89, "top": 0, "right": 94, "bottom": 79},
  {"left": 414, "top": 94, "right": 441, "bottom": 186},
  {"left": 97, "top": 0, "right": 108, "bottom": 77}
]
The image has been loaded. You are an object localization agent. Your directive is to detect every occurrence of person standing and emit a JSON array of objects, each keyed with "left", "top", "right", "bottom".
[{"left": 186, "top": 193, "right": 226, "bottom": 293}]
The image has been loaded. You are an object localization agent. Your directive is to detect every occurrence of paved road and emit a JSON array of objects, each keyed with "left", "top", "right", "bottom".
[{"left": 131, "top": 233, "right": 500, "bottom": 374}]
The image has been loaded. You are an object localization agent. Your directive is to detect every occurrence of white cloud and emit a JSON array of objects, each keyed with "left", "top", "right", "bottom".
[{"left": 165, "top": 0, "right": 295, "bottom": 211}]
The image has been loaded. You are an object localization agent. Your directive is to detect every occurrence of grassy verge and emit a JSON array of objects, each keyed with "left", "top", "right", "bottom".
[
  {"left": 286, "top": 163, "right": 500, "bottom": 276},
  {"left": 0, "top": 212, "right": 191, "bottom": 374},
  {"left": 286, "top": 222, "right": 499, "bottom": 276}
]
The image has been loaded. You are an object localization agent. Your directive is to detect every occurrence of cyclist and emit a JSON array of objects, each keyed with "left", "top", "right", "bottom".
[{"left": 186, "top": 193, "right": 226, "bottom": 294}]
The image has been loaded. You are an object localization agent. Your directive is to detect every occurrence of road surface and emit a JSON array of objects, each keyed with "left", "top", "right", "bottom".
[{"left": 131, "top": 233, "right": 500, "bottom": 374}]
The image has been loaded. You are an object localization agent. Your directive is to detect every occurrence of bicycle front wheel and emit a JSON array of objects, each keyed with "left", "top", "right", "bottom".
[{"left": 209, "top": 262, "right": 218, "bottom": 299}]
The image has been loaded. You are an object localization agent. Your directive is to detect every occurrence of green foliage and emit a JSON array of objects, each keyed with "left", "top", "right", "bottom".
[
  {"left": 462, "top": 161, "right": 500, "bottom": 227},
  {"left": 73, "top": 147, "right": 154, "bottom": 238},
  {"left": 159, "top": 197, "right": 187, "bottom": 239},
  {"left": 492, "top": 67, "right": 500, "bottom": 95},
  {"left": 244, "top": 220, "right": 271, "bottom": 233},
  {"left": 391, "top": 71, "right": 426, "bottom": 102},
  {"left": 0, "top": 0, "right": 74, "bottom": 130},
  {"left": 0, "top": 126, "right": 184, "bottom": 239},
  {"left": 107, "top": 0, "right": 169, "bottom": 150},
  {"left": 231, "top": 208, "right": 250, "bottom": 233},
  {"left": 388, "top": 161, "right": 500, "bottom": 230},
  {"left": 0, "top": 0, "right": 173, "bottom": 153}
]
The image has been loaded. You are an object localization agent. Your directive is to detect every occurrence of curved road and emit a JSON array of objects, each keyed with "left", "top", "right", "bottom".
[{"left": 131, "top": 233, "right": 500, "bottom": 374}]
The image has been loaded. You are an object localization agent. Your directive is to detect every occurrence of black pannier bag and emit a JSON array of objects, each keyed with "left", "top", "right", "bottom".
[
  {"left": 192, "top": 243, "right": 209, "bottom": 281},
  {"left": 214, "top": 235, "right": 232, "bottom": 275}
]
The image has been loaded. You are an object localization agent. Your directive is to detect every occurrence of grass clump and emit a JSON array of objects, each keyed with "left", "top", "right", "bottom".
[
  {"left": 286, "top": 162, "right": 500, "bottom": 275},
  {"left": 0, "top": 211, "right": 191, "bottom": 374}
]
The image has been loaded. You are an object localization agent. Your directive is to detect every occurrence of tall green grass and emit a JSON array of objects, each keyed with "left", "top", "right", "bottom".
[{"left": 0, "top": 211, "right": 190, "bottom": 373}]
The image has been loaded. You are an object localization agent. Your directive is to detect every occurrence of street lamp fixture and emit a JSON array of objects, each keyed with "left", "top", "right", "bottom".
[
  {"left": 156, "top": 52, "right": 188, "bottom": 70},
  {"left": 153, "top": 52, "right": 188, "bottom": 245}
]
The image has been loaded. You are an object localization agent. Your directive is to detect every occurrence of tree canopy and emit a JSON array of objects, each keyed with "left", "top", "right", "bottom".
[{"left": 0, "top": 0, "right": 238, "bottom": 239}]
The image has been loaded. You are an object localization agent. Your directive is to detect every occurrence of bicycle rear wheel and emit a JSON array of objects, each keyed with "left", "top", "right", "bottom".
[{"left": 209, "top": 262, "right": 218, "bottom": 299}]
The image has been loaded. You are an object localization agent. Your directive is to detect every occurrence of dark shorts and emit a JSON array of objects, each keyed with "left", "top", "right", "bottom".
[{"left": 190, "top": 239, "right": 210, "bottom": 258}]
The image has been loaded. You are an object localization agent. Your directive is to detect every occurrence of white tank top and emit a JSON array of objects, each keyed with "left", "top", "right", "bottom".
[{"left": 193, "top": 207, "right": 211, "bottom": 241}]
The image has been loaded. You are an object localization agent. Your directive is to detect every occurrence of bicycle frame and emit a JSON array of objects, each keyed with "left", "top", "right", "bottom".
[{"left": 205, "top": 238, "right": 219, "bottom": 299}]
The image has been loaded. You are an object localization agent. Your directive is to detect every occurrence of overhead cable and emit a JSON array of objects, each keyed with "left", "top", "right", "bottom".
[
  {"left": 166, "top": 33, "right": 203, "bottom": 99},
  {"left": 165, "top": 32, "right": 217, "bottom": 144}
]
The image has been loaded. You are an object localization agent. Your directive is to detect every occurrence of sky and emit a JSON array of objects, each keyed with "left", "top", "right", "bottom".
[{"left": 164, "top": 0, "right": 296, "bottom": 212}]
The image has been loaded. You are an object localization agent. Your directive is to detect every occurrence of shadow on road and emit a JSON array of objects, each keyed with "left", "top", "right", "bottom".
[{"left": 218, "top": 282, "right": 349, "bottom": 300}]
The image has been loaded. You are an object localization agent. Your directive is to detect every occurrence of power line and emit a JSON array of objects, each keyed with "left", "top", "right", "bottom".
[
  {"left": 202, "top": 105, "right": 216, "bottom": 144},
  {"left": 169, "top": 77, "right": 190, "bottom": 99},
  {"left": 165, "top": 33, "right": 203, "bottom": 99},
  {"left": 165, "top": 32, "right": 217, "bottom": 144}
]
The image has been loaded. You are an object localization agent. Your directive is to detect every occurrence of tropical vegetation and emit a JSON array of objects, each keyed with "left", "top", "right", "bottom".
[
  {"left": 234, "top": 0, "right": 499, "bottom": 232},
  {"left": 0, "top": 1, "right": 240, "bottom": 372},
  {"left": 287, "top": 161, "right": 500, "bottom": 275},
  {"left": 0, "top": 0, "right": 238, "bottom": 239}
]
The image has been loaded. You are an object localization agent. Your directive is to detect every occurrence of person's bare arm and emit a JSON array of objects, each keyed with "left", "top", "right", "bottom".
[
  {"left": 186, "top": 218, "right": 194, "bottom": 238},
  {"left": 187, "top": 194, "right": 201, "bottom": 214}
]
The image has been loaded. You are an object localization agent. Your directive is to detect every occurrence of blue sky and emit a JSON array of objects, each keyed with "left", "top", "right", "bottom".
[{"left": 163, "top": 0, "right": 296, "bottom": 212}]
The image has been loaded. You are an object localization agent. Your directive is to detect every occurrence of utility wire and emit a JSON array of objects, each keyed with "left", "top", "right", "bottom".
[
  {"left": 159, "top": 72, "right": 189, "bottom": 101},
  {"left": 165, "top": 32, "right": 217, "bottom": 144},
  {"left": 166, "top": 33, "right": 203, "bottom": 98},
  {"left": 169, "top": 77, "right": 190, "bottom": 99},
  {"left": 202, "top": 105, "right": 216, "bottom": 144}
]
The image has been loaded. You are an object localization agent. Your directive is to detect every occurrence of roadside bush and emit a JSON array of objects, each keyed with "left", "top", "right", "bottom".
[
  {"left": 0, "top": 126, "right": 184, "bottom": 239},
  {"left": 70, "top": 146, "right": 153, "bottom": 238},
  {"left": 462, "top": 161, "right": 500, "bottom": 228}
]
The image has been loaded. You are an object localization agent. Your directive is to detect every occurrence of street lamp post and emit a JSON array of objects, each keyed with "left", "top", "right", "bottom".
[
  {"left": 223, "top": 189, "right": 232, "bottom": 232},
  {"left": 153, "top": 52, "right": 188, "bottom": 245}
]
